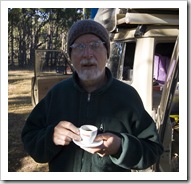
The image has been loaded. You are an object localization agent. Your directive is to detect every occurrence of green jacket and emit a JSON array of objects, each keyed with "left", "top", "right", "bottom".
[{"left": 22, "top": 68, "right": 163, "bottom": 172}]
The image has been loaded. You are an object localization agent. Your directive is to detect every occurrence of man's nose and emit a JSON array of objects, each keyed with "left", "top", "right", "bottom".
[{"left": 82, "top": 46, "right": 93, "bottom": 58}]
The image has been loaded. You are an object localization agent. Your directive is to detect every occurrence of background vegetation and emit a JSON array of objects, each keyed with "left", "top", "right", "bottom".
[
  {"left": 8, "top": 8, "right": 91, "bottom": 172},
  {"left": 8, "top": 8, "right": 91, "bottom": 68}
]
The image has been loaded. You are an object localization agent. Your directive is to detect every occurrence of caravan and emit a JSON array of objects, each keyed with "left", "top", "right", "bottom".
[{"left": 95, "top": 8, "right": 179, "bottom": 172}]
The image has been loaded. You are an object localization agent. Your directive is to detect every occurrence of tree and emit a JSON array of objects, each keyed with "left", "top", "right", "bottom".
[{"left": 8, "top": 8, "right": 22, "bottom": 66}]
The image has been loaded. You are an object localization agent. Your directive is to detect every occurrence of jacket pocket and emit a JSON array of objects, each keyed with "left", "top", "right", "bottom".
[{"left": 91, "top": 154, "right": 128, "bottom": 172}]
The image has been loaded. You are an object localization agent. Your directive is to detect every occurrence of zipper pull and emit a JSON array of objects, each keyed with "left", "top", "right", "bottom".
[{"left": 87, "top": 93, "right": 91, "bottom": 102}]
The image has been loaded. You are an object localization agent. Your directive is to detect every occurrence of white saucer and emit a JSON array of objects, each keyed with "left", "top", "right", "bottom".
[{"left": 73, "top": 139, "right": 103, "bottom": 148}]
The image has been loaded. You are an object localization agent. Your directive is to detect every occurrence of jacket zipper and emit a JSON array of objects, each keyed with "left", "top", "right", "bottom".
[
  {"left": 85, "top": 93, "right": 91, "bottom": 124},
  {"left": 87, "top": 93, "right": 91, "bottom": 102},
  {"left": 80, "top": 93, "right": 91, "bottom": 171}
]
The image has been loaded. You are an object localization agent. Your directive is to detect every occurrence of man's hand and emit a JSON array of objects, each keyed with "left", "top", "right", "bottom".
[
  {"left": 81, "top": 132, "right": 121, "bottom": 157},
  {"left": 53, "top": 121, "right": 81, "bottom": 146}
]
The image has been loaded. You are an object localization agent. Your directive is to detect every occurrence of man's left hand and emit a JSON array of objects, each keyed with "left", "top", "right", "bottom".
[{"left": 81, "top": 132, "right": 121, "bottom": 157}]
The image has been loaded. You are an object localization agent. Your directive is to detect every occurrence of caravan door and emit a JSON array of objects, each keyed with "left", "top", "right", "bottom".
[{"left": 155, "top": 36, "right": 179, "bottom": 172}]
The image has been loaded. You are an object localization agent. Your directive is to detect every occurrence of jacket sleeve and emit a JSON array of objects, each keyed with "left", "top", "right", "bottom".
[
  {"left": 21, "top": 95, "right": 62, "bottom": 163},
  {"left": 109, "top": 83, "right": 164, "bottom": 170},
  {"left": 110, "top": 109, "right": 164, "bottom": 170}
]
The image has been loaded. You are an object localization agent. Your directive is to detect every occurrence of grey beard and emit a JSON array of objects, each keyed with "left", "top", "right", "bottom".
[
  {"left": 75, "top": 58, "right": 105, "bottom": 81},
  {"left": 77, "top": 67, "right": 105, "bottom": 81}
]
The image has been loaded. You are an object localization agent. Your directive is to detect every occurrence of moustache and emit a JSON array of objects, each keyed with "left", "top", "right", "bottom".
[{"left": 80, "top": 59, "right": 97, "bottom": 66}]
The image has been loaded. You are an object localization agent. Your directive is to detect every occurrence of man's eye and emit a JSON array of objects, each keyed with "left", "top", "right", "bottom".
[{"left": 77, "top": 44, "right": 85, "bottom": 50}]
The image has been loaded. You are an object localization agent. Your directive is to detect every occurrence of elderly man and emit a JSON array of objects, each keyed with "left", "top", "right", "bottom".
[{"left": 22, "top": 19, "right": 163, "bottom": 172}]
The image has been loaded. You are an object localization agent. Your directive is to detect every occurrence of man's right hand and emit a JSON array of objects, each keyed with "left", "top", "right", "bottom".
[{"left": 53, "top": 121, "right": 81, "bottom": 146}]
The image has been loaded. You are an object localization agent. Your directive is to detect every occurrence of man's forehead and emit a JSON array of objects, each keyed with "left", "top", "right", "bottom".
[{"left": 74, "top": 34, "right": 101, "bottom": 43}]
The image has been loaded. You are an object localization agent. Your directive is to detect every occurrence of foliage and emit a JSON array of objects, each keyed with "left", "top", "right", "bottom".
[{"left": 8, "top": 8, "right": 91, "bottom": 67}]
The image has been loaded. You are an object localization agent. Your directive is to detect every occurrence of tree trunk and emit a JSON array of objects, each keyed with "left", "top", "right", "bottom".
[{"left": 11, "top": 18, "right": 14, "bottom": 66}]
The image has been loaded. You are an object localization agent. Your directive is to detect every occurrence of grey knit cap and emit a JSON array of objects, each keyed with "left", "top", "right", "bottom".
[{"left": 67, "top": 19, "right": 110, "bottom": 58}]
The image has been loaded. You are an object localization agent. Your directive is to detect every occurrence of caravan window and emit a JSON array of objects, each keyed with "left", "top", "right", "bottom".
[
  {"left": 108, "top": 41, "right": 136, "bottom": 82},
  {"left": 122, "top": 42, "right": 136, "bottom": 81}
]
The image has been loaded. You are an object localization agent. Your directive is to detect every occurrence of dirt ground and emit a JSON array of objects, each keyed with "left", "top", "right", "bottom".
[{"left": 8, "top": 69, "right": 48, "bottom": 172}]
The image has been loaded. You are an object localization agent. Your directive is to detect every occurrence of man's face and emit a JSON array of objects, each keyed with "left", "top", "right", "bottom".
[{"left": 70, "top": 34, "right": 108, "bottom": 81}]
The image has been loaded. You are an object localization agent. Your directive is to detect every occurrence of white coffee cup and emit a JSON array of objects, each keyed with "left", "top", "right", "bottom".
[{"left": 79, "top": 125, "right": 98, "bottom": 144}]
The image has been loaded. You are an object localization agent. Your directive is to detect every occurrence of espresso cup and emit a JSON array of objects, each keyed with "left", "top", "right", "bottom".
[{"left": 79, "top": 125, "right": 98, "bottom": 144}]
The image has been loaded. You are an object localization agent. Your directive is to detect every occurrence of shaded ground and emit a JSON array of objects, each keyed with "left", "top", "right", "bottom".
[{"left": 8, "top": 69, "right": 48, "bottom": 172}]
